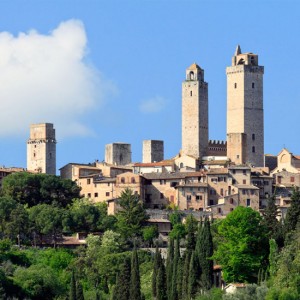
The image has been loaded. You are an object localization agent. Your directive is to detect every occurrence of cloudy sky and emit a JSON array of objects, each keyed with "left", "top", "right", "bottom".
[{"left": 0, "top": 0, "right": 299, "bottom": 172}]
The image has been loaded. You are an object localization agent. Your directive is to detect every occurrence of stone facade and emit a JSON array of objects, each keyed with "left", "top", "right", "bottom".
[
  {"left": 226, "top": 46, "right": 264, "bottom": 167},
  {"left": 27, "top": 123, "right": 56, "bottom": 175},
  {"left": 105, "top": 143, "right": 131, "bottom": 165},
  {"left": 142, "top": 140, "right": 164, "bottom": 163},
  {"left": 182, "top": 63, "right": 208, "bottom": 159}
]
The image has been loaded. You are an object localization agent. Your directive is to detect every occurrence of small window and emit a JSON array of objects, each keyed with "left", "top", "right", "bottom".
[
  {"left": 252, "top": 133, "right": 255, "bottom": 141},
  {"left": 252, "top": 146, "right": 255, "bottom": 153},
  {"left": 237, "top": 154, "right": 240, "bottom": 159},
  {"left": 121, "top": 177, "right": 125, "bottom": 184},
  {"left": 196, "top": 195, "right": 202, "bottom": 201},
  {"left": 131, "top": 177, "right": 136, "bottom": 184},
  {"left": 232, "top": 170, "right": 236, "bottom": 174},
  {"left": 218, "top": 208, "right": 222, "bottom": 214},
  {"left": 187, "top": 195, "right": 191, "bottom": 201},
  {"left": 106, "top": 192, "right": 110, "bottom": 197},
  {"left": 220, "top": 188, "right": 224, "bottom": 196},
  {"left": 243, "top": 170, "right": 246, "bottom": 175},
  {"left": 190, "top": 91, "right": 193, "bottom": 96},
  {"left": 87, "top": 193, "right": 91, "bottom": 198},
  {"left": 252, "top": 82, "right": 255, "bottom": 88},
  {"left": 94, "top": 193, "right": 98, "bottom": 198},
  {"left": 243, "top": 179, "right": 246, "bottom": 184},
  {"left": 160, "top": 193, "right": 164, "bottom": 199},
  {"left": 209, "top": 199, "right": 214, "bottom": 205},
  {"left": 291, "top": 177, "right": 295, "bottom": 183},
  {"left": 234, "top": 83, "right": 237, "bottom": 89},
  {"left": 87, "top": 179, "right": 91, "bottom": 184},
  {"left": 246, "top": 199, "right": 251, "bottom": 207},
  {"left": 242, "top": 190, "right": 246, "bottom": 195},
  {"left": 232, "top": 179, "right": 236, "bottom": 184},
  {"left": 230, "top": 198, "right": 234, "bottom": 204}
]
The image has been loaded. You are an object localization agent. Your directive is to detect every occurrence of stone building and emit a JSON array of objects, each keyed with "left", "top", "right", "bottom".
[
  {"left": 142, "top": 140, "right": 164, "bottom": 163},
  {"left": 27, "top": 123, "right": 56, "bottom": 175},
  {"left": 182, "top": 63, "right": 208, "bottom": 160},
  {"left": 105, "top": 143, "right": 132, "bottom": 165},
  {"left": 226, "top": 46, "right": 264, "bottom": 167}
]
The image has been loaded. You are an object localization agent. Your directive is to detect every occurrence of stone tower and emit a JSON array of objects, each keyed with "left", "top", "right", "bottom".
[
  {"left": 27, "top": 123, "right": 56, "bottom": 175},
  {"left": 227, "top": 45, "right": 264, "bottom": 167},
  {"left": 105, "top": 143, "right": 131, "bottom": 165},
  {"left": 143, "top": 140, "right": 164, "bottom": 163},
  {"left": 182, "top": 63, "right": 208, "bottom": 159}
]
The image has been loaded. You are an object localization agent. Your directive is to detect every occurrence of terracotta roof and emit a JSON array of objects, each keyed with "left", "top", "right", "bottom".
[
  {"left": 142, "top": 171, "right": 205, "bottom": 180},
  {"left": 236, "top": 184, "right": 259, "bottom": 190},
  {"left": 203, "top": 160, "right": 228, "bottom": 165},
  {"left": 188, "top": 63, "right": 202, "bottom": 70},
  {"left": 176, "top": 182, "right": 208, "bottom": 188},
  {"left": 207, "top": 168, "right": 228, "bottom": 175},
  {"left": 293, "top": 155, "right": 300, "bottom": 160},
  {"left": 134, "top": 161, "right": 174, "bottom": 167}
]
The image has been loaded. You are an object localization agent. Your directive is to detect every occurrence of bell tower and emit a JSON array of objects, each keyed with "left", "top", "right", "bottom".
[
  {"left": 182, "top": 63, "right": 208, "bottom": 159},
  {"left": 226, "top": 45, "right": 264, "bottom": 167}
]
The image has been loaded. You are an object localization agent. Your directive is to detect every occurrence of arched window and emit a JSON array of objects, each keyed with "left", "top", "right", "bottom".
[
  {"left": 131, "top": 177, "right": 136, "bottom": 184},
  {"left": 190, "top": 71, "right": 194, "bottom": 80},
  {"left": 180, "top": 162, "right": 184, "bottom": 168},
  {"left": 121, "top": 177, "right": 125, "bottom": 184}
]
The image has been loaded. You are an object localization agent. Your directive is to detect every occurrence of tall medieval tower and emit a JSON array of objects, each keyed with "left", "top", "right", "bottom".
[
  {"left": 226, "top": 45, "right": 264, "bottom": 167},
  {"left": 182, "top": 63, "right": 208, "bottom": 159},
  {"left": 27, "top": 123, "right": 56, "bottom": 175}
]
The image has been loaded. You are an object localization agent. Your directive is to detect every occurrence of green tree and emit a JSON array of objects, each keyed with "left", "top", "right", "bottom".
[
  {"left": 143, "top": 225, "right": 159, "bottom": 247},
  {"left": 182, "top": 251, "right": 191, "bottom": 300},
  {"left": 130, "top": 246, "right": 142, "bottom": 300},
  {"left": 76, "top": 281, "right": 84, "bottom": 300},
  {"left": 185, "top": 214, "right": 198, "bottom": 252},
  {"left": 213, "top": 207, "right": 268, "bottom": 283},
  {"left": 284, "top": 187, "right": 300, "bottom": 237},
  {"left": 113, "top": 257, "right": 131, "bottom": 300},
  {"left": 116, "top": 188, "right": 149, "bottom": 239},
  {"left": 1, "top": 172, "right": 80, "bottom": 207},
  {"left": 268, "top": 239, "right": 279, "bottom": 278},
  {"left": 262, "top": 194, "right": 283, "bottom": 246},
  {"left": 0, "top": 196, "right": 17, "bottom": 236},
  {"left": 100, "top": 230, "right": 122, "bottom": 255},
  {"left": 169, "top": 223, "right": 186, "bottom": 240},
  {"left": 188, "top": 251, "right": 198, "bottom": 300},
  {"left": 152, "top": 245, "right": 161, "bottom": 298},
  {"left": 70, "top": 269, "right": 77, "bottom": 300},
  {"left": 195, "top": 217, "right": 213, "bottom": 290},
  {"left": 166, "top": 238, "right": 174, "bottom": 300},
  {"left": 156, "top": 257, "right": 167, "bottom": 300},
  {"left": 171, "top": 237, "right": 180, "bottom": 300}
]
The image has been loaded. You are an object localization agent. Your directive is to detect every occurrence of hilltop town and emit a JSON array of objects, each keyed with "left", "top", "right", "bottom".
[{"left": 1, "top": 46, "right": 299, "bottom": 221}]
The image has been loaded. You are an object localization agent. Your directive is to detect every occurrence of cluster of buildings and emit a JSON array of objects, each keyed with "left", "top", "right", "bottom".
[{"left": 1, "top": 46, "right": 300, "bottom": 220}]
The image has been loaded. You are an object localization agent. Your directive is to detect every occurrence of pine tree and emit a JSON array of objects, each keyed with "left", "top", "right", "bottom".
[
  {"left": 156, "top": 256, "right": 167, "bottom": 300},
  {"left": 188, "top": 251, "right": 198, "bottom": 300},
  {"left": 70, "top": 269, "right": 77, "bottom": 300},
  {"left": 284, "top": 187, "right": 300, "bottom": 237},
  {"left": 181, "top": 252, "right": 191, "bottom": 300},
  {"left": 195, "top": 217, "right": 213, "bottom": 290},
  {"left": 166, "top": 238, "right": 174, "bottom": 299},
  {"left": 130, "top": 246, "right": 142, "bottom": 300},
  {"left": 76, "top": 281, "right": 84, "bottom": 300},
  {"left": 171, "top": 237, "right": 180, "bottom": 300},
  {"left": 114, "top": 257, "right": 131, "bottom": 300}
]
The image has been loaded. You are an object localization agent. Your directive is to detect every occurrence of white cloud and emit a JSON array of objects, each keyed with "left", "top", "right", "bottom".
[
  {"left": 139, "top": 96, "right": 167, "bottom": 113},
  {"left": 0, "top": 19, "right": 116, "bottom": 138}
]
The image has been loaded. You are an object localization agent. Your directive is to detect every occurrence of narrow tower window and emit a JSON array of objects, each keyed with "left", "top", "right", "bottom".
[
  {"left": 190, "top": 71, "right": 194, "bottom": 80},
  {"left": 190, "top": 91, "right": 193, "bottom": 96},
  {"left": 252, "top": 82, "right": 255, "bottom": 88},
  {"left": 252, "top": 134, "right": 255, "bottom": 141},
  {"left": 234, "top": 83, "right": 237, "bottom": 89},
  {"left": 252, "top": 146, "right": 256, "bottom": 153}
]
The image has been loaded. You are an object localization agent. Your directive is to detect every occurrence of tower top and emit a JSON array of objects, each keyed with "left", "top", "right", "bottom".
[
  {"left": 234, "top": 45, "right": 242, "bottom": 56},
  {"left": 187, "top": 62, "right": 202, "bottom": 70},
  {"left": 185, "top": 62, "right": 204, "bottom": 81},
  {"left": 231, "top": 45, "right": 259, "bottom": 67}
]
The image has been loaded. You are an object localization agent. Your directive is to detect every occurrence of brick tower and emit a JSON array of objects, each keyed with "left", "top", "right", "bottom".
[
  {"left": 226, "top": 45, "right": 264, "bottom": 167},
  {"left": 182, "top": 63, "right": 208, "bottom": 159}
]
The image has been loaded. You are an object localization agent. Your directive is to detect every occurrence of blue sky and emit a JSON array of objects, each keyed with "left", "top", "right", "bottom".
[{"left": 0, "top": 0, "right": 299, "bottom": 172}]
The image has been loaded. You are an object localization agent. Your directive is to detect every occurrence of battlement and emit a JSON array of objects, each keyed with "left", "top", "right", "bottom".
[{"left": 207, "top": 140, "right": 227, "bottom": 156}]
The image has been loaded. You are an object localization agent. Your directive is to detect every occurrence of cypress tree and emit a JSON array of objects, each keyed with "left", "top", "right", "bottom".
[
  {"left": 70, "top": 269, "right": 77, "bottom": 300},
  {"left": 284, "top": 187, "right": 300, "bottom": 237},
  {"left": 195, "top": 217, "right": 213, "bottom": 290},
  {"left": 185, "top": 215, "right": 197, "bottom": 252},
  {"left": 114, "top": 256, "right": 131, "bottom": 300},
  {"left": 76, "top": 281, "right": 84, "bottom": 300},
  {"left": 257, "top": 268, "right": 262, "bottom": 285},
  {"left": 166, "top": 238, "right": 174, "bottom": 299},
  {"left": 187, "top": 251, "right": 198, "bottom": 300},
  {"left": 181, "top": 252, "right": 191, "bottom": 300},
  {"left": 176, "top": 258, "right": 183, "bottom": 300},
  {"left": 152, "top": 244, "right": 161, "bottom": 298},
  {"left": 171, "top": 237, "right": 180, "bottom": 300},
  {"left": 130, "top": 246, "right": 142, "bottom": 300},
  {"left": 156, "top": 257, "right": 167, "bottom": 300}
]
